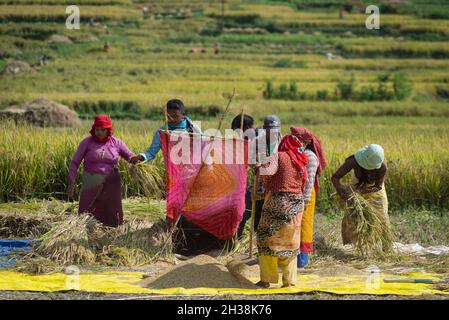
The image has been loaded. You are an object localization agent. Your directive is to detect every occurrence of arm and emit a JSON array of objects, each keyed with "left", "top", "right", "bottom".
[
  {"left": 68, "top": 138, "right": 89, "bottom": 183},
  {"left": 117, "top": 139, "right": 135, "bottom": 161},
  {"left": 261, "top": 153, "right": 282, "bottom": 189},
  {"left": 331, "top": 157, "right": 355, "bottom": 199},
  {"left": 303, "top": 151, "right": 319, "bottom": 203},
  {"left": 140, "top": 129, "right": 162, "bottom": 162}
]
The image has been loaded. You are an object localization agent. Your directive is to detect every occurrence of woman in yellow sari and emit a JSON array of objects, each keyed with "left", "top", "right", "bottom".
[{"left": 331, "top": 144, "right": 390, "bottom": 245}]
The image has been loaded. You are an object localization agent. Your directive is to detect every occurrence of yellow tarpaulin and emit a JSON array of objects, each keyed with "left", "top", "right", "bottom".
[{"left": 0, "top": 271, "right": 448, "bottom": 295}]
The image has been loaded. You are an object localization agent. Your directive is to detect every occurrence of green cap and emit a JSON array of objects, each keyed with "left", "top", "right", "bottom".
[{"left": 354, "top": 144, "right": 384, "bottom": 170}]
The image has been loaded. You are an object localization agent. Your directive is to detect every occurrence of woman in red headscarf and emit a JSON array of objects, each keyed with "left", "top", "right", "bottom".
[
  {"left": 290, "top": 127, "right": 327, "bottom": 269},
  {"left": 67, "top": 115, "right": 135, "bottom": 227},
  {"left": 256, "top": 134, "right": 308, "bottom": 288}
]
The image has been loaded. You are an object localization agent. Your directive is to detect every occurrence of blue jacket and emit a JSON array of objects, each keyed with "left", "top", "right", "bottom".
[{"left": 139, "top": 117, "right": 201, "bottom": 162}]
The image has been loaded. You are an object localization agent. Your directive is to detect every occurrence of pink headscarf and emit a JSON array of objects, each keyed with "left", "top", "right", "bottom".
[{"left": 290, "top": 127, "right": 327, "bottom": 192}]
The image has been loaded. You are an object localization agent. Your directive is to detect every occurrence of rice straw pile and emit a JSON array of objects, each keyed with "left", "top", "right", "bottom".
[
  {"left": 344, "top": 191, "right": 394, "bottom": 258},
  {"left": 14, "top": 254, "right": 64, "bottom": 274},
  {"left": 34, "top": 214, "right": 100, "bottom": 265},
  {"left": 24, "top": 214, "right": 173, "bottom": 271}
]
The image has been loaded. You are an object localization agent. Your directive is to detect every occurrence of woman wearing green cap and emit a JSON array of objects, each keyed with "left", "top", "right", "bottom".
[{"left": 331, "top": 144, "right": 391, "bottom": 245}]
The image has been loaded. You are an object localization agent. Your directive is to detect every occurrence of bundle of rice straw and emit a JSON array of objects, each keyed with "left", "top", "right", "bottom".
[
  {"left": 99, "top": 219, "right": 172, "bottom": 266},
  {"left": 99, "top": 245, "right": 152, "bottom": 267},
  {"left": 14, "top": 253, "right": 64, "bottom": 275},
  {"left": 31, "top": 215, "right": 174, "bottom": 269},
  {"left": 130, "top": 163, "right": 164, "bottom": 199},
  {"left": 34, "top": 214, "right": 102, "bottom": 265},
  {"left": 343, "top": 190, "right": 394, "bottom": 258}
]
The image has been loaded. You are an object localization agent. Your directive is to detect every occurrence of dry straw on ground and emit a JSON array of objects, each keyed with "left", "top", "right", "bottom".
[
  {"left": 34, "top": 214, "right": 99, "bottom": 265},
  {"left": 26, "top": 214, "right": 173, "bottom": 271}
]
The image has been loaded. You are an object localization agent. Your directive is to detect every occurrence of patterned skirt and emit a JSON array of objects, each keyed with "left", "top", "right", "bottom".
[{"left": 257, "top": 192, "right": 304, "bottom": 257}]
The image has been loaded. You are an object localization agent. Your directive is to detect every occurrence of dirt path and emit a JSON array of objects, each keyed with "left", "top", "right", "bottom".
[{"left": 1, "top": 291, "right": 448, "bottom": 300}]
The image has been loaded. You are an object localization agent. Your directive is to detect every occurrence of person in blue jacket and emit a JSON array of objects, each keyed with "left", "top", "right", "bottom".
[{"left": 130, "top": 99, "right": 201, "bottom": 164}]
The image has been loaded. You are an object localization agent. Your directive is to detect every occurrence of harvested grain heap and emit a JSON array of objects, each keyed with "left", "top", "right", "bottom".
[
  {"left": 139, "top": 255, "right": 257, "bottom": 289},
  {"left": 22, "top": 98, "right": 81, "bottom": 127},
  {"left": 0, "top": 98, "right": 81, "bottom": 127}
]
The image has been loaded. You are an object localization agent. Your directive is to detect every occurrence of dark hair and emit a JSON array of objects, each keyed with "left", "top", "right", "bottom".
[
  {"left": 231, "top": 114, "right": 254, "bottom": 131},
  {"left": 166, "top": 99, "right": 185, "bottom": 114},
  {"left": 347, "top": 155, "right": 385, "bottom": 188}
]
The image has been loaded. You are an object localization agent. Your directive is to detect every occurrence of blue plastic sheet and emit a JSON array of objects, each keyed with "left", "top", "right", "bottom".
[{"left": 0, "top": 240, "right": 32, "bottom": 268}]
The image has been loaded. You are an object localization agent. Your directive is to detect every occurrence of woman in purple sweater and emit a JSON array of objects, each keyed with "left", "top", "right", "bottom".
[{"left": 67, "top": 114, "right": 135, "bottom": 227}]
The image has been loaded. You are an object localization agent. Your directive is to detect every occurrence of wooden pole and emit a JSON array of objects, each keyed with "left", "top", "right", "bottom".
[
  {"left": 164, "top": 104, "right": 169, "bottom": 133},
  {"left": 239, "top": 104, "right": 256, "bottom": 258},
  {"left": 249, "top": 168, "right": 257, "bottom": 258},
  {"left": 217, "top": 88, "right": 236, "bottom": 132},
  {"left": 239, "top": 107, "right": 245, "bottom": 132}
]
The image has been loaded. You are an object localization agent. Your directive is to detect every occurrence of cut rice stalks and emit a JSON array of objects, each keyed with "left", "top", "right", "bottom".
[
  {"left": 129, "top": 163, "right": 164, "bottom": 199},
  {"left": 14, "top": 253, "right": 64, "bottom": 275},
  {"left": 344, "top": 190, "right": 394, "bottom": 259},
  {"left": 27, "top": 214, "right": 174, "bottom": 271},
  {"left": 34, "top": 214, "right": 101, "bottom": 266}
]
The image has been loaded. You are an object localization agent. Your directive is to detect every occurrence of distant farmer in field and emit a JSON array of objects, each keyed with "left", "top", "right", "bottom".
[
  {"left": 103, "top": 41, "right": 111, "bottom": 52},
  {"left": 39, "top": 54, "right": 50, "bottom": 66},
  {"left": 291, "top": 127, "right": 327, "bottom": 269},
  {"left": 256, "top": 130, "right": 308, "bottom": 288},
  {"left": 331, "top": 144, "right": 391, "bottom": 245},
  {"left": 67, "top": 114, "right": 136, "bottom": 227},
  {"left": 214, "top": 42, "right": 220, "bottom": 55}
]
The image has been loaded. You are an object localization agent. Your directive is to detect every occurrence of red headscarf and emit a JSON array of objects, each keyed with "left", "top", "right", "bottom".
[
  {"left": 290, "top": 127, "right": 327, "bottom": 192},
  {"left": 90, "top": 114, "right": 113, "bottom": 143},
  {"left": 278, "top": 135, "right": 309, "bottom": 190}
]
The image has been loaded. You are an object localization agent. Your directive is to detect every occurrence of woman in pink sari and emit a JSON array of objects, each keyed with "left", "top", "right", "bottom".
[{"left": 67, "top": 114, "right": 135, "bottom": 227}]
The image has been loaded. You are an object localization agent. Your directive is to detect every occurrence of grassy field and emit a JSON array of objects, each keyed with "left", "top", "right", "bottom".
[
  {"left": 1, "top": 117, "right": 448, "bottom": 210},
  {"left": 1, "top": 0, "right": 448, "bottom": 213}
]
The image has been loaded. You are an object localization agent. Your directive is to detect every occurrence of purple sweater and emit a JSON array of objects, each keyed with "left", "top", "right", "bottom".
[{"left": 69, "top": 136, "right": 134, "bottom": 183}]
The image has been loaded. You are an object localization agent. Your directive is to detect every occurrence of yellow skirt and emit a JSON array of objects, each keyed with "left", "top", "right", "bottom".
[
  {"left": 300, "top": 187, "right": 316, "bottom": 253},
  {"left": 342, "top": 176, "right": 390, "bottom": 245}
]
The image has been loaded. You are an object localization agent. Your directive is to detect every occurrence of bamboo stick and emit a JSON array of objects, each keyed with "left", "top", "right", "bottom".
[{"left": 249, "top": 169, "right": 257, "bottom": 258}]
